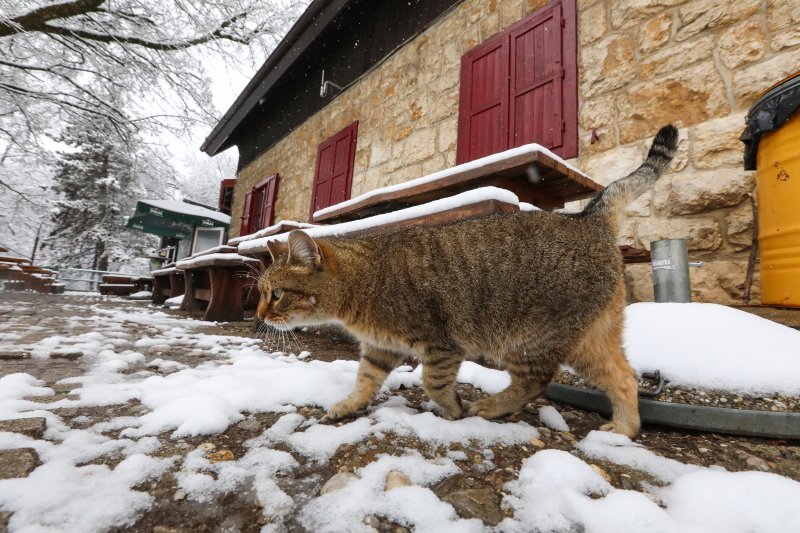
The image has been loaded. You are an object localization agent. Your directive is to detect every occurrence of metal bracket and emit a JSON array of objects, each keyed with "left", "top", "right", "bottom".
[
  {"left": 638, "top": 369, "right": 665, "bottom": 398},
  {"left": 320, "top": 70, "right": 344, "bottom": 97}
]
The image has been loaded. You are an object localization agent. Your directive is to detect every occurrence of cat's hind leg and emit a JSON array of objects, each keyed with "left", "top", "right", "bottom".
[
  {"left": 467, "top": 353, "right": 557, "bottom": 419},
  {"left": 567, "top": 281, "right": 641, "bottom": 438},
  {"left": 422, "top": 347, "right": 465, "bottom": 420},
  {"left": 322, "top": 344, "right": 402, "bottom": 422}
]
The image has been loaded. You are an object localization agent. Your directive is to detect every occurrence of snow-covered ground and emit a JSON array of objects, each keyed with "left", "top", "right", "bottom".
[{"left": 0, "top": 295, "right": 799, "bottom": 532}]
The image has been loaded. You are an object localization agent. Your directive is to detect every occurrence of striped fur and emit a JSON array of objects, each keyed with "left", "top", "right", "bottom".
[
  {"left": 257, "top": 125, "right": 678, "bottom": 438},
  {"left": 582, "top": 124, "right": 678, "bottom": 229}
]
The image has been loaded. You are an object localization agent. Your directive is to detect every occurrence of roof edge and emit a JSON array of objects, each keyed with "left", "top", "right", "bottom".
[{"left": 201, "top": 0, "right": 349, "bottom": 156}]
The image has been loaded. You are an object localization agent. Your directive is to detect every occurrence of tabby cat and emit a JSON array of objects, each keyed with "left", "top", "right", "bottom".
[{"left": 257, "top": 125, "right": 679, "bottom": 438}]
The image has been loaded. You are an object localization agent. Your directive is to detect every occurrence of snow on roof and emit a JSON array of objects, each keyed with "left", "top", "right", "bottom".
[
  {"left": 313, "top": 143, "right": 588, "bottom": 219},
  {"left": 142, "top": 200, "right": 230, "bottom": 225},
  {"left": 239, "top": 187, "right": 519, "bottom": 254}
]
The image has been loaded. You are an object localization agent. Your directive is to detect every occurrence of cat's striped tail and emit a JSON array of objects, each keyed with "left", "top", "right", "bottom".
[{"left": 582, "top": 124, "right": 679, "bottom": 218}]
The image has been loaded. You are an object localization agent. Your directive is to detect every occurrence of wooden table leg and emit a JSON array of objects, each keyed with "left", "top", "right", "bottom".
[
  {"left": 168, "top": 272, "right": 184, "bottom": 298},
  {"left": 180, "top": 270, "right": 205, "bottom": 312},
  {"left": 152, "top": 275, "right": 168, "bottom": 304},
  {"left": 205, "top": 267, "right": 245, "bottom": 322}
]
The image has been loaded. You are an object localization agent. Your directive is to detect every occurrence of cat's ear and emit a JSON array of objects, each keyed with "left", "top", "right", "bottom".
[
  {"left": 266, "top": 240, "right": 288, "bottom": 261},
  {"left": 287, "top": 230, "right": 322, "bottom": 268}
]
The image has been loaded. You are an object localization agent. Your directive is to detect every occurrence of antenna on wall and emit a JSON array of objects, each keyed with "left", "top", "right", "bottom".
[{"left": 320, "top": 70, "right": 344, "bottom": 97}]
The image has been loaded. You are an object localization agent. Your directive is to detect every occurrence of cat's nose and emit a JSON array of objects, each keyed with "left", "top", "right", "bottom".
[{"left": 256, "top": 299, "right": 269, "bottom": 320}]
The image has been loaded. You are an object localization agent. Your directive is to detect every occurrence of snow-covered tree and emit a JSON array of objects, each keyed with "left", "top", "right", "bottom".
[{"left": 43, "top": 114, "right": 158, "bottom": 271}]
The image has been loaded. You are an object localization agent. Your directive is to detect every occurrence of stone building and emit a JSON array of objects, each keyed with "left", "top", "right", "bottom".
[{"left": 202, "top": 0, "right": 800, "bottom": 305}]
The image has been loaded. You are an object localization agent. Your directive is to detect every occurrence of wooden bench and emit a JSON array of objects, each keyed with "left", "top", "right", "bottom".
[
  {"left": 133, "top": 276, "right": 153, "bottom": 293},
  {"left": 151, "top": 265, "right": 185, "bottom": 305},
  {"left": 99, "top": 274, "right": 137, "bottom": 296},
  {"left": 175, "top": 250, "right": 261, "bottom": 322}
]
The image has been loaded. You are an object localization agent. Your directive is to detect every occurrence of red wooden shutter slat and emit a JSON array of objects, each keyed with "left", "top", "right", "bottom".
[
  {"left": 456, "top": 32, "right": 509, "bottom": 164},
  {"left": 310, "top": 122, "right": 358, "bottom": 219},
  {"left": 257, "top": 174, "right": 279, "bottom": 229},
  {"left": 240, "top": 189, "right": 253, "bottom": 235},
  {"left": 508, "top": 2, "right": 563, "bottom": 152}
]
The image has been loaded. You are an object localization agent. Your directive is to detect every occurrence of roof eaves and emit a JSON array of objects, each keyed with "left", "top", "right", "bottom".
[{"left": 201, "top": 0, "right": 351, "bottom": 156}]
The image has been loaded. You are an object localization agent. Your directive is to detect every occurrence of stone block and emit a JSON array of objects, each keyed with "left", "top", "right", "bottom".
[
  {"left": 771, "top": 27, "right": 800, "bottom": 52},
  {"left": 437, "top": 116, "right": 458, "bottom": 154},
  {"left": 0, "top": 418, "right": 46, "bottom": 439},
  {"left": 580, "top": 143, "right": 646, "bottom": 186},
  {"left": 580, "top": 2, "right": 608, "bottom": 45},
  {"left": 655, "top": 168, "right": 754, "bottom": 216},
  {"left": 579, "top": 125, "right": 617, "bottom": 155},
  {"left": 638, "top": 12, "right": 673, "bottom": 53},
  {"left": 579, "top": 94, "right": 616, "bottom": 130},
  {"left": 401, "top": 127, "right": 437, "bottom": 165},
  {"left": 676, "top": 0, "right": 760, "bottom": 41},
  {"left": 617, "top": 217, "right": 637, "bottom": 246},
  {"left": 733, "top": 48, "right": 800, "bottom": 108},
  {"left": 690, "top": 112, "right": 747, "bottom": 170},
  {"left": 625, "top": 263, "right": 655, "bottom": 302},
  {"left": 640, "top": 35, "right": 714, "bottom": 80},
  {"left": 617, "top": 62, "right": 730, "bottom": 144},
  {"left": 422, "top": 153, "right": 447, "bottom": 176},
  {"left": 670, "top": 127, "right": 690, "bottom": 172},
  {"left": 637, "top": 217, "right": 722, "bottom": 251},
  {"left": 610, "top": 0, "right": 686, "bottom": 29},
  {"left": 718, "top": 22, "right": 765, "bottom": 69},
  {"left": 767, "top": 0, "right": 800, "bottom": 32},
  {"left": 0, "top": 448, "right": 39, "bottom": 479},
  {"left": 689, "top": 260, "right": 750, "bottom": 304},
  {"left": 580, "top": 34, "right": 637, "bottom": 97},
  {"left": 725, "top": 199, "right": 756, "bottom": 250}
]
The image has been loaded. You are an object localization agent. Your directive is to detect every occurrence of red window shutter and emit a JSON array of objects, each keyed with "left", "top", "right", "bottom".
[
  {"left": 508, "top": 2, "right": 564, "bottom": 152},
  {"left": 240, "top": 189, "right": 254, "bottom": 235},
  {"left": 456, "top": 32, "right": 509, "bottom": 164},
  {"left": 258, "top": 174, "right": 279, "bottom": 229},
  {"left": 457, "top": 0, "right": 578, "bottom": 163},
  {"left": 310, "top": 122, "right": 358, "bottom": 218}
]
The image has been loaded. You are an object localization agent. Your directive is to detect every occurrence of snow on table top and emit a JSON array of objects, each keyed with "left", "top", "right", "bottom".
[
  {"left": 239, "top": 187, "right": 520, "bottom": 254},
  {"left": 623, "top": 303, "right": 800, "bottom": 395},
  {"left": 313, "top": 142, "right": 589, "bottom": 220},
  {"left": 228, "top": 220, "right": 319, "bottom": 245},
  {"left": 175, "top": 252, "right": 259, "bottom": 269}
]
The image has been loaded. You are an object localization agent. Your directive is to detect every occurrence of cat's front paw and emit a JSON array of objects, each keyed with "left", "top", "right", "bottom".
[
  {"left": 321, "top": 399, "right": 362, "bottom": 423},
  {"left": 467, "top": 397, "right": 516, "bottom": 419},
  {"left": 599, "top": 421, "right": 639, "bottom": 439}
]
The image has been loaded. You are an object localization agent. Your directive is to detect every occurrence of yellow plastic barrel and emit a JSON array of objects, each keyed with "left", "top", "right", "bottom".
[{"left": 753, "top": 77, "right": 800, "bottom": 307}]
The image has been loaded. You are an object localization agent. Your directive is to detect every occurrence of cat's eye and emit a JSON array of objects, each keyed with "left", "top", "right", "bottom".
[{"left": 271, "top": 288, "right": 283, "bottom": 300}]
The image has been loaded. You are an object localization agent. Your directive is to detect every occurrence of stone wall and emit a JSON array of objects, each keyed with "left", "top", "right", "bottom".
[
  {"left": 576, "top": 0, "right": 800, "bottom": 304},
  {"left": 231, "top": 0, "right": 800, "bottom": 304}
]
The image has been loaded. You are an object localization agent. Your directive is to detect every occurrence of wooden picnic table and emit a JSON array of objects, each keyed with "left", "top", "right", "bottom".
[
  {"left": 176, "top": 252, "right": 261, "bottom": 322},
  {"left": 312, "top": 145, "right": 602, "bottom": 224}
]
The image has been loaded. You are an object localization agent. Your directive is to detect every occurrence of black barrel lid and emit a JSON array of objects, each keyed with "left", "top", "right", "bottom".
[{"left": 741, "top": 71, "right": 800, "bottom": 170}]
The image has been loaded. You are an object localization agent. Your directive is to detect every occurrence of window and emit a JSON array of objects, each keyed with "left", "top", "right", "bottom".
[
  {"left": 218, "top": 179, "right": 236, "bottom": 215},
  {"left": 240, "top": 174, "right": 279, "bottom": 235},
  {"left": 310, "top": 121, "right": 358, "bottom": 218},
  {"left": 456, "top": 0, "right": 577, "bottom": 164},
  {"left": 192, "top": 227, "right": 225, "bottom": 254}
]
